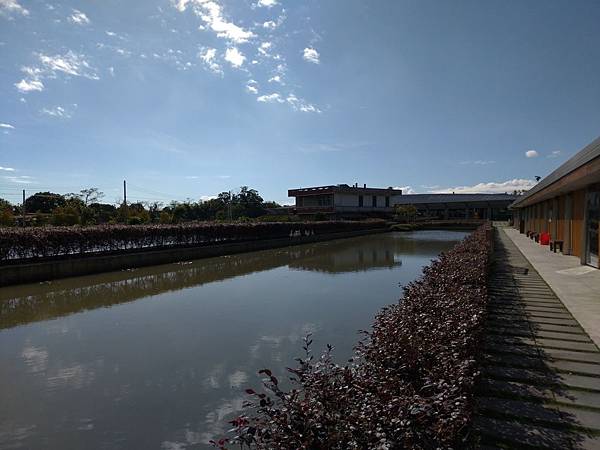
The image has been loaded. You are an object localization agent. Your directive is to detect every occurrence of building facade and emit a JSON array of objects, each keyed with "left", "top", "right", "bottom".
[
  {"left": 288, "top": 185, "right": 515, "bottom": 220},
  {"left": 288, "top": 184, "right": 403, "bottom": 216},
  {"left": 393, "top": 193, "right": 516, "bottom": 220},
  {"left": 511, "top": 136, "right": 600, "bottom": 268}
]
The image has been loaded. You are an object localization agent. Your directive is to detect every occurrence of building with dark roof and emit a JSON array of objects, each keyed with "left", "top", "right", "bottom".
[
  {"left": 511, "top": 136, "right": 600, "bottom": 268},
  {"left": 288, "top": 184, "right": 515, "bottom": 219},
  {"left": 288, "top": 184, "right": 403, "bottom": 216},
  {"left": 394, "top": 193, "right": 516, "bottom": 220}
]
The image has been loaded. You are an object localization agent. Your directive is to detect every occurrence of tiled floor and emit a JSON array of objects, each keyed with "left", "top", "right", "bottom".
[
  {"left": 474, "top": 229, "right": 600, "bottom": 449},
  {"left": 503, "top": 227, "right": 600, "bottom": 348}
]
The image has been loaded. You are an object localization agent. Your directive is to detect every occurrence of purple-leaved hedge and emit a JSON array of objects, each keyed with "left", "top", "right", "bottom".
[{"left": 213, "top": 223, "right": 492, "bottom": 450}]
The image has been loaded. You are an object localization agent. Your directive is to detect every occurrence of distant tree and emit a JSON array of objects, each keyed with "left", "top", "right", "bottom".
[
  {"left": 395, "top": 205, "right": 418, "bottom": 223},
  {"left": 0, "top": 198, "right": 12, "bottom": 212},
  {"left": 25, "top": 192, "right": 66, "bottom": 214},
  {"left": 51, "top": 205, "right": 80, "bottom": 226},
  {"left": 66, "top": 188, "right": 105, "bottom": 206},
  {"left": 88, "top": 203, "right": 117, "bottom": 224},
  {"left": 0, "top": 208, "right": 15, "bottom": 226}
]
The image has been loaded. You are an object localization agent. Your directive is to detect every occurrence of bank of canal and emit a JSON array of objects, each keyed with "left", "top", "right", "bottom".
[{"left": 0, "top": 230, "right": 467, "bottom": 450}]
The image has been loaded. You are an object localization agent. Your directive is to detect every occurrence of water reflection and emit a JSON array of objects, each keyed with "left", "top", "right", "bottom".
[
  {"left": 1, "top": 232, "right": 450, "bottom": 330},
  {"left": 0, "top": 230, "right": 468, "bottom": 450}
]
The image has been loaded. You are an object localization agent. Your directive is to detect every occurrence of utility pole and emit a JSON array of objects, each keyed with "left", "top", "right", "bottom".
[
  {"left": 123, "top": 180, "right": 129, "bottom": 222},
  {"left": 228, "top": 190, "right": 233, "bottom": 221},
  {"left": 22, "top": 189, "right": 25, "bottom": 228}
]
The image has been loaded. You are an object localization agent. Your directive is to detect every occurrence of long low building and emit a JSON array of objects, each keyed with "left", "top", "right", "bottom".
[
  {"left": 288, "top": 184, "right": 516, "bottom": 219},
  {"left": 511, "top": 136, "right": 600, "bottom": 268},
  {"left": 393, "top": 193, "right": 516, "bottom": 220}
]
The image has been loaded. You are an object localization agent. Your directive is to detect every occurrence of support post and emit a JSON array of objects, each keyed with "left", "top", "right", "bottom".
[{"left": 22, "top": 189, "right": 25, "bottom": 227}]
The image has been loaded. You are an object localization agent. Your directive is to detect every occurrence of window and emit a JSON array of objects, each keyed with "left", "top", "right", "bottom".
[
  {"left": 385, "top": 196, "right": 390, "bottom": 207},
  {"left": 358, "top": 195, "right": 363, "bottom": 207},
  {"left": 372, "top": 195, "right": 377, "bottom": 207}
]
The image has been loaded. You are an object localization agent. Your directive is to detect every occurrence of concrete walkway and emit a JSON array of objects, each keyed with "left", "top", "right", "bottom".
[
  {"left": 503, "top": 227, "right": 600, "bottom": 348},
  {"left": 474, "top": 229, "right": 600, "bottom": 449}
]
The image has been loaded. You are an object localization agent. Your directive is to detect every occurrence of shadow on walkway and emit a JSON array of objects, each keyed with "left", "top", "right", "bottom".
[{"left": 473, "top": 229, "right": 600, "bottom": 449}]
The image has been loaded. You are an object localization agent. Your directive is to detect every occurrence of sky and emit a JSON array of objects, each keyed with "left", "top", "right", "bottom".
[{"left": 1, "top": 0, "right": 600, "bottom": 205}]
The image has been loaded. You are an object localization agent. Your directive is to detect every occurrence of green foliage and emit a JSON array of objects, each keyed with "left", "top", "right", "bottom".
[
  {"left": 0, "top": 208, "right": 15, "bottom": 226},
  {"left": 25, "top": 192, "right": 66, "bottom": 214},
  {"left": 0, "top": 198, "right": 12, "bottom": 212},
  {"left": 394, "top": 204, "right": 418, "bottom": 223},
  {"left": 51, "top": 206, "right": 80, "bottom": 226}
]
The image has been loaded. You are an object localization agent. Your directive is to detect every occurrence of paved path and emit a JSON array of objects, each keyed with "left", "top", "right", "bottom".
[
  {"left": 503, "top": 227, "right": 600, "bottom": 347},
  {"left": 474, "top": 228, "right": 600, "bottom": 449}
]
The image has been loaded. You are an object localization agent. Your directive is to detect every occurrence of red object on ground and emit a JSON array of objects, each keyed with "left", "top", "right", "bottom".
[{"left": 540, "top": 232, "right": 551, "bottom": 245}]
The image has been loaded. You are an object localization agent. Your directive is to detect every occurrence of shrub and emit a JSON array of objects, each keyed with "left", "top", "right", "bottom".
[
  {"left": 0, "top": 220, "right": 387, "bottom": 261},
  {"left": 215, "top": 224, "right": 492, "bottom": 449}
]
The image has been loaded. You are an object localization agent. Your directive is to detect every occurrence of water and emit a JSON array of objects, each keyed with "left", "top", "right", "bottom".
[{"left": 0, "top": 230, "right": 468, "bottom": 450}]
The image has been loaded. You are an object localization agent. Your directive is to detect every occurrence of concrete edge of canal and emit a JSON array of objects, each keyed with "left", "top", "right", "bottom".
[{"left": 0, "top": 228, "right": 389, "bottom": 287}]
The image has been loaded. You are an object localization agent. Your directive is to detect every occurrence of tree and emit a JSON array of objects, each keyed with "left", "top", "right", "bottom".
[
  {"left": 66, "top": 188, "right": 105, "bottom": 206},
  {"left": 395, "top": 205, "right": 418, "bottom": 223},
  {"left": 25, "top": 192, "right": 66, "bottom": 214},
  {"left": 0, "top": 209, "right": 14, "bottom": 226},
  {"left": 51, "top": 205, "right": 80, "bottom": 226},
  {"left": 0, "top": 198, "right": 12, "bottom": 212}
]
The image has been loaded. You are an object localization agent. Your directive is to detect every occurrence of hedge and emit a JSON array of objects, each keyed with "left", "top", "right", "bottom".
[
  {"left": 213, "top": 223, "right": 492, "bottom": 449},
  {"left": 0, "top": 220, "right": 387, "bottom": 261}
]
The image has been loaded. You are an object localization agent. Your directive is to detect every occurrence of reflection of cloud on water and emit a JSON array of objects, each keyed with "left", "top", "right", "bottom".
[
  {"left": 228, "top": 370, "right": 248, "bottom": 388},
  {"left": 201, "top": 396, "right": 246, "bottom": 446},
  {"left": 21, "top": 343, "right": 49, "bottom": 374},
  {"left": 0, "top": 422, "right": 37, "bottom": 448},
  {"left": 249, "top": 322, "right": 319, "bottom": 362},
  {"left": 203, "top": 364, "right": 224, "bottom": 389},
  {"left": 46, "top": 362, "right": 98, "bottom": 391}
]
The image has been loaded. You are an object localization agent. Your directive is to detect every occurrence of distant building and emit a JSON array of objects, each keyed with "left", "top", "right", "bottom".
[
  {"left": 394, "top": 193, "right": 517, "bottom": 220},
  {"left": 288, "top": 184, "right": 516, "bottom": 219},
  {"left": 288, "top": 184, "right": 403, "bottom": 216},
  {"left": 511, "top": 136, "right": 600, "bottom": 268}
]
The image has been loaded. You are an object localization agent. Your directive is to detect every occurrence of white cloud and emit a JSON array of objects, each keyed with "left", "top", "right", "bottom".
[
  {"left": 246, "top": 79, "right": 258, "bottom": 94},
  {"left": 15, "top": 51, "right": 99, "bottom": 94},
  {"left": 172, "top": 0, "right": 255, "bottom": 44},
  {"left": 395, "top": 185, "right": 417, "bottom": 194},
  {"left": 258, "top": 41, "right": 272, "bottom": 56},
  {"left": 525, "top": 150, "right": 539, "bottom": 158},
  {"left": 303, "top": 47, "right": 320, "bottom": 64},
  {"left": 224, "top": 47, "right": 245, "bottom": 68},
  {"left": 40, "top": 105, "right": 76, "bottom": 119},
  {"left": 263, "top": 20, "right": 277, "bottom": 29},
  {"left": 68, "top": 9, "right": 90, "bottom": 25},
  {"left": 108, "top": 66, "right": 115, "bottom": 77},
  {"left": 431, "top": 178, "right": 537, "bottom": 194},
  {"left": 0, "top": 123, "right": 15, "bottom": 129},
  {"left": 286, "top": 94, "right": 321, "bottom": 113},
  {"left": 459, "top": 160, "right": 496, "bottom": 165},
  {"left": 257, "top": 93, "right": 284, "bottom": 103},
  {"left": 0, "top": 166, "right": 15, "bottom": 171},
  {"left": 198, "top": 48, "right": 223, "bottom": 75},
  {"left": 0, "top": 0, "right": 29, "bottom": 17},
  {"left": 5, "top": 175, "right": 34, "bottom": 184},
  {"left": 15, "top": 79, "right": 44, "bottom": 92},
  {"left": 268, "top": 75, "right": 282, "bottom": 84},
  {"left": 257, "top": 0, "right": 277, "bottom": 7},
  {"left": 548, "top": 150, "right": 562, "bottom": 158}
]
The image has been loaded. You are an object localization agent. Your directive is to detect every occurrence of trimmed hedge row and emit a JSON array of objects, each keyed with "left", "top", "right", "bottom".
[
  {"left": 216, "top": 224, "right": 492, "bottom": 449},
  {"left": 0, "top": 220, "right": 387, "bottom": 261}
]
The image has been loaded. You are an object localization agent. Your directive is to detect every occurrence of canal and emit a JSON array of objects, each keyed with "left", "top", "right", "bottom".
[{"left": 0, "top": 230, "right": 468, "bottom": 450}]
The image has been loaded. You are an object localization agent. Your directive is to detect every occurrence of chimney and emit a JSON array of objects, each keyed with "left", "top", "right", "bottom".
[{"left": 363, "top": 183, "right": 366, "bottom": 188}]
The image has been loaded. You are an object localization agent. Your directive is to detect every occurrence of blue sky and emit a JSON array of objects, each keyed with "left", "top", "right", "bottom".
[{"left": 1, "top": 0, "right": 599, "bottom": 205}]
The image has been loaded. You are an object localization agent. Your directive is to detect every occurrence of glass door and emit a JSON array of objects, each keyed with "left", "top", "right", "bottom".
[{"left": 586, "top": 190, "right": 600, "bottom": 268}]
